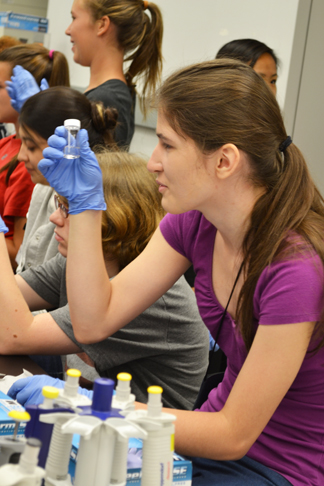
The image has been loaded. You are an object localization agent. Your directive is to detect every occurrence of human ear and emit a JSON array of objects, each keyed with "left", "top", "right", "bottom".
[
  {"left": 97, "top": 15, "right": 110, "bottom": 36},
  {"left": 215, "top": 143, "right": 240, "bottom": 180}
]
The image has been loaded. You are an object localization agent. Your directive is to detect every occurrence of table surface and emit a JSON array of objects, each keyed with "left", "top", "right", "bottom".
[{"left": 0, "top": 355, "right": 47, "bottom": 376}]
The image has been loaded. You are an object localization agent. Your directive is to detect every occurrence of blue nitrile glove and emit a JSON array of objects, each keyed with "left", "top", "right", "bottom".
[
  {"left": 39, "top": 126, "right": 106, "bottom": 215},
  {"left": 209, "top": 332, "right": 219, "bottom": 352},
  {"left": 5, "top": 65, "right": 49, "bottom": 113},
  {"left": 127, "top": 449, "right": 143, "bottom": 468},
  {"left": 8, "top": 375, "right": 93, "bottom": 406},
  {"left": 0, "top": 214, "right": 8, "bottom": 234}
]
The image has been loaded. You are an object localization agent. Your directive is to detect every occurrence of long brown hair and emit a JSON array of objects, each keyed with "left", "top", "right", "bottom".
[
  {"left": 0, "top": 43, "right": 70, "bottom": 184},
  {"left": 85, "top": 0, "right": 163, "bottom": 115},
  {"left": 157, "top": 59, "right": 324, "bottom": 351},
  {"left": 96, "top": 149, "right": 165, "bottom": 270},
  {"left": 0, "top": 43, "right": 70, "bottom": 87}
]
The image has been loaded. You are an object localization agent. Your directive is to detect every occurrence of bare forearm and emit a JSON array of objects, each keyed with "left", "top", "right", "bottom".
[
  {"left": 67, "top": 211, "right": 113, "bottom": 342},
  {"left": 134, "top": 401, "right": 247, "bottom": 460},
  {"left": 173, "top": 408, "right": 249, "bottom": 460},
  {"left": 0, "top": 234, "right": 33, "bottom": 349}
]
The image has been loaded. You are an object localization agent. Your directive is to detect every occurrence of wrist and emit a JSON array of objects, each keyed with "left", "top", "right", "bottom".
[{"left": 68, "top": 193, "right": 106, "bottom": 215}]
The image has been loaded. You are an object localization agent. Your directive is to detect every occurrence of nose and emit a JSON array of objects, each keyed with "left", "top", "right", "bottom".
[
  {"left": 147, "top": 145, "right": 163, "bottom": 174},
  {"left": 65, "top": 23, "right": 71, "bottom": 36},
  {"left": 49, "top": 207, "right": 65, "bottom": 226},
  {"left": 17, "top": 144, "right": 28, "bottom": 162}
]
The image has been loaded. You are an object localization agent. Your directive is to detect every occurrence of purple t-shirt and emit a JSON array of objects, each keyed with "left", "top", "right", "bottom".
[{"left": 160, "top": 211, "right": 324, "bottom": 486}]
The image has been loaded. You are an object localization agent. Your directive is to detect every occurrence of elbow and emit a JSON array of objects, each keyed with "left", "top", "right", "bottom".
[
  {"left": 221, "top": 437, "right": 253, "bottom": 461},
  {"left": 73, "top": 327, "right": 108, "bottom": 345},
  {"left": 0, "top": 339, "right": 19, "bottom": 355}
]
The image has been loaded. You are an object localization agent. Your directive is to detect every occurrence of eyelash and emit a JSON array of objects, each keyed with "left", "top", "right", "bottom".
[{"left": 162, "top": 142, "right": 172, "bottom": 150}]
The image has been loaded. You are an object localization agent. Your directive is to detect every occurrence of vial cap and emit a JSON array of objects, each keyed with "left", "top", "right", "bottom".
[
  {"left": 117, "top": 372, "right": 132, "bottom": 382},
  {"left": 8, "top": 410, "right": 31, "bottom": 422},
  {"left": 92, "top": 378, "right": 115, "bottom": 413},
  {"left": 67, "top": 368, "right": 81, "bottom": 378},
  {"left": 147, "top": 386, "right": 163, "bottom": 395},
  {"left": 42, "top": 386, "right": 60, "bottom": 399},
  {"left": 64, "top": 119, "right": 81, "bottom": 128}
]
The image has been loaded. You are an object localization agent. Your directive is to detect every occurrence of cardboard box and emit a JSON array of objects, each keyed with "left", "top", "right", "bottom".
[
  {"left": 0, "top": 11, "right": 48, "bottom": 33},
  {"left": 69, "top": 436, "right": 192, "bottom": 485},
  {"left": 0, "top": 390, "right": 26, "bottom": 436}
]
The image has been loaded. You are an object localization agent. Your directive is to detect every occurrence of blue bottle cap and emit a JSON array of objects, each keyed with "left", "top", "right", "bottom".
[{"left": 91, "top": 378, "right": 115, "bottom": 413}]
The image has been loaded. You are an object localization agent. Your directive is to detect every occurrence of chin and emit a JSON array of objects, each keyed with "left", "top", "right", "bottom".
[{"left": 58, "top": 247, "right": 68, "bottom": 258}]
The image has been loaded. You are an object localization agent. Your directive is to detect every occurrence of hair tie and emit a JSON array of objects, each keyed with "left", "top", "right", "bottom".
[
  {"left": 49, "top": 49, "right": 55, "bottom": 60},
  {"left": 279, "top": 136, "right": 292, "bottom": 152},
  {"left": 143, "top": 0, "right": 149, "bottom": 9}
]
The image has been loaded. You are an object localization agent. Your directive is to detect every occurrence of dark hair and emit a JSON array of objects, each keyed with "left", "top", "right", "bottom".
[
  {"left": 85, "top": 0, "right": 163, "bottom": 114},
  {"left": 216, "top": 38, "right": 278, "bottom": 69},
  {"left": 157, "top": 58, "right": 324, "bottom": 351},
  {"left": 19, "top": 86, "right": 118, "bottom": 150},
  {"left": 0, "top": 43, "right": 70, "bottom": 184}
]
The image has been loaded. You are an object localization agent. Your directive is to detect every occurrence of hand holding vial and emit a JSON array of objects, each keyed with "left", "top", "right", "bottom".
[{"left": 38, "top": 126, "right": 106, "bottom": 215}]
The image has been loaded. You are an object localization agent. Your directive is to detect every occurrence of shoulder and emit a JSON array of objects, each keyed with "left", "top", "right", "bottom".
[
  {"left": 31, "top": 184, "right": 54, "bottom": 201},
  {"left": 8, "top": 161, "right": 34, "bottom": 187},
  {"left": 0, "top": 134, "right": 16, "bottom": 150},
  {"left": 255, "top": 253, "right": 324, "bottom": 325},
  {"left": 25, "top": 253, "right": 65, "bottom": 278},
  {"left": 160, "top": 211, "right": 215, "bottom": 260},
  {"left": 85, "top": 80, "right": 133, "bottom": 105}
]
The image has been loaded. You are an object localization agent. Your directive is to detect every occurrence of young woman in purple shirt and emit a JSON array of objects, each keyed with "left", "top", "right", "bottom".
[{"left": 7, "top": 59, "right": 324, "bottom": 485}]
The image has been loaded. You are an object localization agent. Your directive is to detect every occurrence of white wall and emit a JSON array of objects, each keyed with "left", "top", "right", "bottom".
[{"left": 47, "top": 0, "right": 300, "bottom": 156}]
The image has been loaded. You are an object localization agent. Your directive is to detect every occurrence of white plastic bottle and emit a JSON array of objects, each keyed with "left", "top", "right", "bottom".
[{"left": 63, "top": 119, "right": 80, "bottom": 159}]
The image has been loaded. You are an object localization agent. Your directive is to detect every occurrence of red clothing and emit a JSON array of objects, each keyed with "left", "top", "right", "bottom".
[{"left": 0, "top": 135, "right": 34, "bottom": 239}]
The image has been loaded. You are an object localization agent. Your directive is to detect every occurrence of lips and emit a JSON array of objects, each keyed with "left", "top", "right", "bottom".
[
  {"left": 54, "top": 231, "right": 64, "bottom": 242},
  {"left": 156, "top": 179, "right": 167, "bottom": 188}
]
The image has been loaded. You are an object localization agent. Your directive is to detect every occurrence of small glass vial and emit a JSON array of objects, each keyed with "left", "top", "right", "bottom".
[{"left": 63, "top": 119, "right": 81, "bottom": 159}]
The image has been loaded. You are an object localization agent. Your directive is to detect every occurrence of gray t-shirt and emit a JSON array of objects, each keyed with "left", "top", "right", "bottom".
[
  {"left": 21, "top": 254, "right": 209, "bottom": 410},
  {"left": 16, "top": 185, "right": 58, "bottom": 274}
]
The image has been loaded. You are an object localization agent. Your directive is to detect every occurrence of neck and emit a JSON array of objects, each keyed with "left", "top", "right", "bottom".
[
  {"left": 203, "top": 180, "right": 264, "bottom": 256},
  {"left": 86, "top": 44, "right": 126, "bottom": 91}
]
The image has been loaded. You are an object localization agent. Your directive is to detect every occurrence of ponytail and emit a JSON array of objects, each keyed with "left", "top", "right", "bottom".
[
  {"left": 124, "top": 2, "right": 163, "bottom": 114},
  {"left": 85, "top": 0, "right": 163, "bottom": 115},
  {"left": 238, "top": 143, "right": 324, "bottom": 350},
  {"left": 48, "top": 50, "right": 70, "bottom": 87},
  {"left": 89, "top": 101, "right": 118, "bottom": 148},
  {"left": 0, "top": 43, "right": 70, "bottom": 88},
  {"left": 20, "top": 86, "right": 118, "bottom": 151}
]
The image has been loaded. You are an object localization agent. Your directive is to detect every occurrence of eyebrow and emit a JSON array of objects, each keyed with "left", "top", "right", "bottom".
[
  {"left": 259, "top": 73, "right": 278, "bottom": 78},
  {"left": 156, "top": 133, "right": 173, "bottom": 143},
  {"left": 21, "top": 135, "right": 37, "bottom": 144},
  {"left": 21, "top": 135, "right": 41, "bottom": 148}
]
